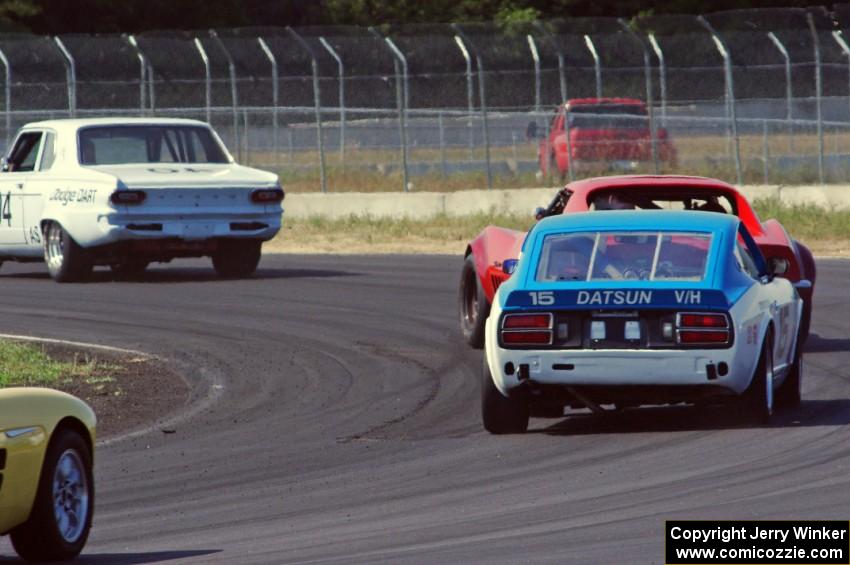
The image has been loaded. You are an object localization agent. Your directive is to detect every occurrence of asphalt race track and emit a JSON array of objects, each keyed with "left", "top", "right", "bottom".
[{"left": 1, "top": 255, "right": 849, "bottom": 564}]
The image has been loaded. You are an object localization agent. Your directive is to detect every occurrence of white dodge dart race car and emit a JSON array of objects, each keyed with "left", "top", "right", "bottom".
[
  {"left": 0, "top": 118, "right": 283, "bottom": 281},
  {"left": 482, "top": 210, "right": 809, "bottom": 433}
]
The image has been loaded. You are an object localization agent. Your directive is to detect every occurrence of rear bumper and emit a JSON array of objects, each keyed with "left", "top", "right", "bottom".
[{"left": 93, "top": 210, "right": 281, "bottom": 246}]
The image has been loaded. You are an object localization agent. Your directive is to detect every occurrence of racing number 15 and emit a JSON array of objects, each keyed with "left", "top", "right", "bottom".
[{"left": 529, "top": 291, "right": 555, "bottom": 306}]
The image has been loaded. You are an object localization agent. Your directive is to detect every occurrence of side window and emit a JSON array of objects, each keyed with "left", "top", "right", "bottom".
[
  {"left": 39, "top": 132, "right": 56, "bottom": 171},
  {"left": 736, "top": 241, "right": 760, "bottom": 279},
  {"left": 737, "top": 224, "right": 766, "bottom": 279},
  {"left": 5, "top": 132, "right": 44, "bottom": 172}
]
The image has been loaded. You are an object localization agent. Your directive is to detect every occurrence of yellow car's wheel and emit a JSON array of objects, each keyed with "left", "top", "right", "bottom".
[{"left": 11, "top": 428, "right": 94, "bottom": 562}]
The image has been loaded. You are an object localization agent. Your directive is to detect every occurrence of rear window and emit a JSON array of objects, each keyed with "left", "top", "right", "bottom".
[
  {"left": 568, "top": 104, "right": 647, "bottom": 129},
  {"left": 78, "top": 125, "right": 228, "bottom": 165},
  {"left": 535, "top": 231, "right": 712, "bottom": 282}
]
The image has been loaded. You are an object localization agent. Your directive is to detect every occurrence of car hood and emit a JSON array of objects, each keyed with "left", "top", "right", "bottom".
[{"left": 86, "top": 163, "right": 278, "bottom": 189}]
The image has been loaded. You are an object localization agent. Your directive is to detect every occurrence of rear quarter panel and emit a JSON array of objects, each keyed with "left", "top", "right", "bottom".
[{"left": 468, "top": 226, "right": 526, "bottom": 303}]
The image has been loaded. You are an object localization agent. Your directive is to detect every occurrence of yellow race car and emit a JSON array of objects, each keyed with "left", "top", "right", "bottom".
[{"left": 0, "top": 388, "right": 96, "bottom": 562}]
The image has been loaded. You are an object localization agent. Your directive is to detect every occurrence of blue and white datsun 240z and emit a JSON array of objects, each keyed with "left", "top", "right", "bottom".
[
  {"left": 0, "top": 118, "right": 283, "bottom": 282},
  {"left": 482, "top": 210, "right": 809, "bottom": 434}
]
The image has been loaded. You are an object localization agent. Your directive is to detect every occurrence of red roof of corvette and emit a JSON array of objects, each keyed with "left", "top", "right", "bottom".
[{"left": 562, "top": 175, "right": 762, "bottom": 235}]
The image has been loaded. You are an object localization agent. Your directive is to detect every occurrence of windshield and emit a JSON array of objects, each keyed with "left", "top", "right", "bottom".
[
  {"left": 568, "top": 104, "right": 647, "bottom": 129},
  {"left": 535, "top": 231, "right": 712, "bottom": 282},
  {"left": 78, "top": 125, "right": 229, "bottom": 165}
]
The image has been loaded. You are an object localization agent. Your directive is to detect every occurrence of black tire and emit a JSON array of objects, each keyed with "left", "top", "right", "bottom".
[
  {"left": 212, "top": 240, "right": 262, "bottom": 278},
  {"left": 110, "top": 260, "right": 149, "bottom": 278},
  {"left": 799, "top": 299, "right": 812, "bottom": 345},
  {"left": 459, "top": 255, "right": 490, "bottom": 349},
  {"left": 742, "top": 336, "right": 774, "bottom": 424},
  {"left": 43, "top": 222, "right": 93, "bottom": 283},
  {"left": 481, "top": 359, "right": 529, "bottom": 434},
  {"left": 776, "top": 344, "right": 803, "bottom": 409},
  {"left": 793, "top": 239, "right": 816, "bottom": 343},
  {"left": 11, "top": 428, "right": 94, "bottom": 562}
]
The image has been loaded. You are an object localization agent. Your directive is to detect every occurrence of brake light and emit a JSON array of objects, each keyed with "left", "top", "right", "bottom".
[
  {"left": 251, "top": 188, "right": 285, "bottom": 204},
  {"left": 676, "top": 312, "right": 730, "bottom": 345},
  {"left": 503, "top": 314, "right": 551, "bottom": 329},
  {"left": 501, "top": 313, "right": 553, "bottom": 346},
  {"left": 110, "top": 190, "right": 146, "bottom": 205},
  {"left": 678, "top": 330, "right": 729, "bottom": 344},
  {"left": 679, "top": 314, "right": 727, "bottom": 328},
  {"left": 502, "top": 331, "right": 552, "bottom": 345}
]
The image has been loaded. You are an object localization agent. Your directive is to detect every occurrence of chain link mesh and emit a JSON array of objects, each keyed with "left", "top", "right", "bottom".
[{"left": 1, "top": 10, "right": 850, "bottom": 190}]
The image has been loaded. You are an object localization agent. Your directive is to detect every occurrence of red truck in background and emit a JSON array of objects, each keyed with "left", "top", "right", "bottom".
[{"left": 532, "top": 98, "right": 677, "bottom": 179}]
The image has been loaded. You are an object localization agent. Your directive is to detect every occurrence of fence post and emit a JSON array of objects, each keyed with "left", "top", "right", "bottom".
[
  {"left": 584, "top": 35, "right": 602, "bottom": 98},
  {"left": 0, "top": 47, "right": 11, "bottom": 145},
  {"left": 767, "top": 31, "right": 793, "bottom": 150},
  {"left": 126, "top": 35, "right": 147, "bottom": 115},
  {"left": 533, "top": 22, "right": 568, "bottom": 103},
  {"left": 370, "top": 29, "right": 409, "bottom": 192},
  {"left": 438, "top": 111, "right": 447, "bottom": 177},
  {"left": 286, "top": 27, "right": 327, "bottom": 193},
  {"left": 210, "top": 31, "right": 240, "bottom": 161},
  {"left": 527, "top": 34, "right": 541, "bottom": 113},
  {"left": 147, "top": 63, "right": 156, "bottom": 114},
  {"left": 257, "top": 37, "right": 279, "bottom": 171},
  {"left": 452, "top": 28, "right": 475, "bottom": 158},
  {"left": 833, "top": 31, "right": 850, "bottom": 120},
  {"left": 647, "top": 33, "right": 667, "bottom": 127},
  {"left": 453, "top": 27, "right": 493, "bottom": 190},
  {"left": 807, "top": 13, "right": 824, "bottom": 184},
  {"left": 699, "top": 17, "right": 742, "bottom": 185},
  {"left": 762, "top": 120, "right": 770, "bottom": 184},
  {"left": 318, "top": 37, "right": 345, "bottom": 167},
  {"left": 53, "top": 37, "right": 76, "bottom": 118},
  {"left": 193, "top": 37, "right": 212, "bottom": 124},
  {"left": 619, "top": 20, "right": 658, "bottom": 173}
]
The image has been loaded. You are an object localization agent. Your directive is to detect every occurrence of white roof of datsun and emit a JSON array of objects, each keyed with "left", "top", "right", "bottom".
[{"left": 21, "top": 117, "right": 209, "bottom": 132}]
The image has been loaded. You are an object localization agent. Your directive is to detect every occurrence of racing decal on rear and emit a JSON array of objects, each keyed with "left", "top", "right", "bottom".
[{"left": 507, "top": 289, "right": 728, "bottom": 310}]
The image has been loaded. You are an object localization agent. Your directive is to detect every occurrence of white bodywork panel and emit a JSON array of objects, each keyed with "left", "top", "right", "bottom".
[
  {"left": 485, "top": 276, "right": 802, "bottom": 400},
  {"left": 0, "top": 118, "right": 282, "bottom": 259}
]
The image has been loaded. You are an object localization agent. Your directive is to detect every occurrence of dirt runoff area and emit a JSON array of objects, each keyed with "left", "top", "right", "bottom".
[{"left": 44, "top": 343, "right": 189, "bottom": 439}]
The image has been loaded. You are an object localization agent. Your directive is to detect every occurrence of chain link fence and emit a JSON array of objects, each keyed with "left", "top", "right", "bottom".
[{"left": 3, "top": 7, "right": 850, "bottom": 190}]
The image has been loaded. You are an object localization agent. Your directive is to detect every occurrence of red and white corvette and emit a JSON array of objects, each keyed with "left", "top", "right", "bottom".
[{"left": 460, "top": 175, "right": 816, "bottom": 348}]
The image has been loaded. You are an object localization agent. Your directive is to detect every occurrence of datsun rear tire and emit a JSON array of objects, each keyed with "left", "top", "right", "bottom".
[
  {"left": 459, "top": 255, "right": 489, "bottom": 349},
  {"left": 212, "top": 240, "right": 262, "bottom": 278},
  {"left": 776, "top": 344, "right": 803, "bottom": 409},
  {"left": 743, "top": 337, "right": 774, "bottom": 424},
  {"left": 10, "top": 428, "right": 94, "bottom": 563},
  {"left": 481, "top": 359, "right": 529, "bottom": 434},
  {"left": 43, "top": 222, "right": 93, "bottom": 283}
]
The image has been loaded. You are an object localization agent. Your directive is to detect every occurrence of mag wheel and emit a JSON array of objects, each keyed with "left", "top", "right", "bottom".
[
  {"left": 11, "top": 428, "right": 94, "bottom": 562},
  {"left": 212, "top": 240, "right": 262, "bottom": 278},
  {"left": 43, "top": 222, "right": 93, "bottom": 283},
  {"left": 481, "top": 359, "right": 529, "bottom": 434},
  {"left": 459, "top": 255, "right": 489, "bottom": 349}
]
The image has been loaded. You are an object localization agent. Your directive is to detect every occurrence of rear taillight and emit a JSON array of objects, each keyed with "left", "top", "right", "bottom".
[
  {"left": 679, "top": 314, "right": 727, "bottom": 328},
  {"left": 501, "top": 313, "right": 553, "bottom": 346},
  {"left": 676, "top": 312, "right": 730, "bottom": 346},
  {"left": 110, "top": 190, "right": 146, "bottom": 205},
  {"left": 251, "top": 188, "right": 285, "bottom": 204}
]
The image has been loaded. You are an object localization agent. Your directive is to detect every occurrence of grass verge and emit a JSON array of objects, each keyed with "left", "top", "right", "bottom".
[
  {"left": 266, "top": 198, "right": 850, "bottom": 256},
  {"left": 0, "top": 341, "right": 117, "bottom": 388}
]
